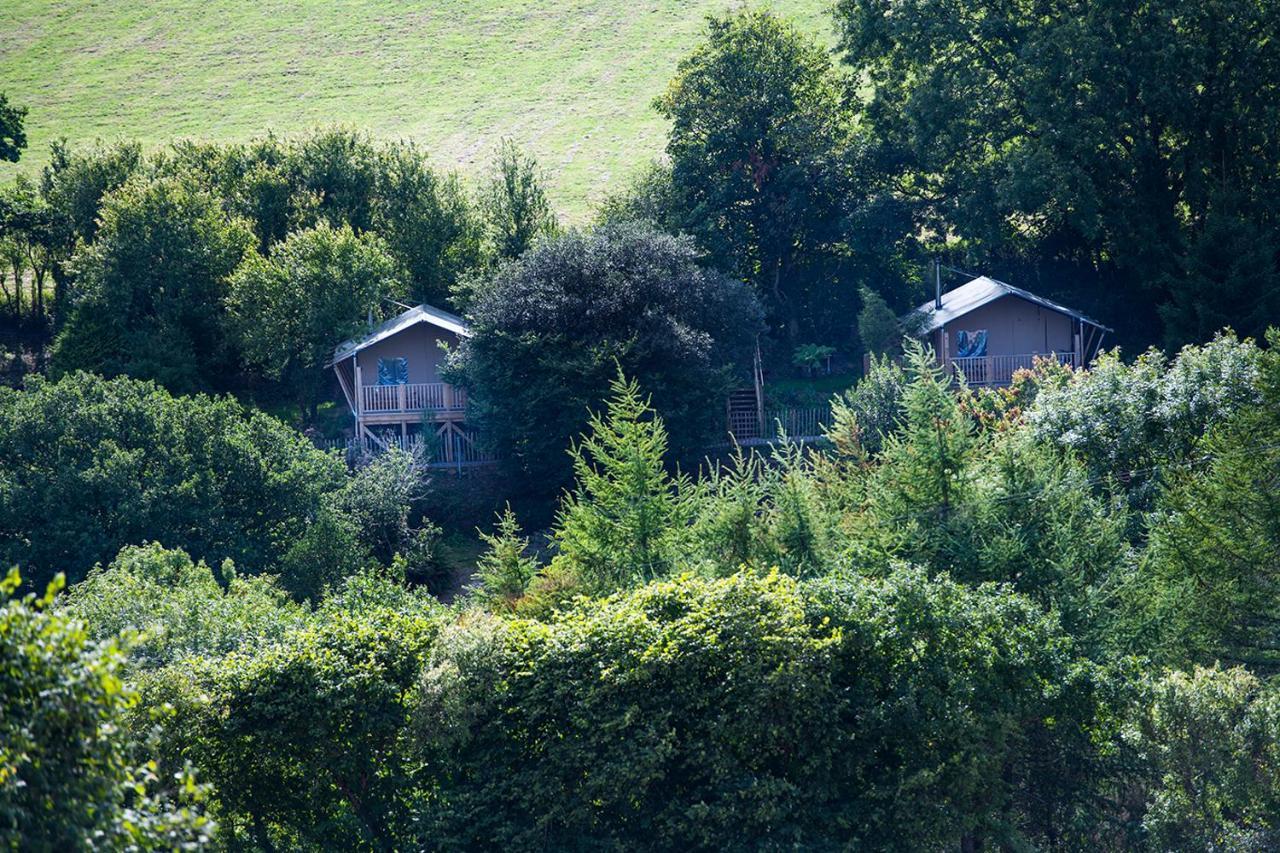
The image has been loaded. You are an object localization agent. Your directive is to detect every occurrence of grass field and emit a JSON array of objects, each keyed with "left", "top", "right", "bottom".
[{"left": 0, "top": 0, "right": 833, "bottom": 219}]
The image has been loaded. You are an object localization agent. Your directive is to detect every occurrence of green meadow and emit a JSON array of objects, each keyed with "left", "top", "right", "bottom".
[{"left": 0, "top": 0, "right": 831, "bottom": 218}]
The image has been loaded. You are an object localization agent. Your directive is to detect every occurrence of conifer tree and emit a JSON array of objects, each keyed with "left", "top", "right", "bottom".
[
  {"left": 863, "top": 339, "right": 977, "bottom": 569},
  {"left": 553, "top": 371, "right": 694, "bottom": 593},
  {"left": 470, "top": 506, "right": 539, "bottom": 611},
  {"left": 692, "top": 445, "right": 767, "bottom": 574}
]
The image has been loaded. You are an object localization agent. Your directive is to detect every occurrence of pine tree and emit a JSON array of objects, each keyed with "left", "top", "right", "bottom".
[
  {"left": 864, "top": 339, "right": 977, "bottom": 567},
  {"left": 553, "top": 370, "right": 694, "bottom": 593},
  {"left": 470, "top": 505, "right": 539, "bottom": 611},
  {"left": 692, "top": 444, "right": 766, "bottom": 574}
]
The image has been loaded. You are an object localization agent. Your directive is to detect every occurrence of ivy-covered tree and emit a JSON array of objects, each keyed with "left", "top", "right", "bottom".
[{"left": 149, "top": 603, "right": 440, "bottom": 849}]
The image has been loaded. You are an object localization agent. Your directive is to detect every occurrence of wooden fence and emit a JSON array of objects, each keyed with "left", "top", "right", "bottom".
[{"left": 728, "top": 405, "right": 832, "bottom": 446}]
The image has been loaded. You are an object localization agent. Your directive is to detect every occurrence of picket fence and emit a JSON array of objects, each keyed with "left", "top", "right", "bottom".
[{"left": 728, "top": 406, "right": 832, "bottom": 446}]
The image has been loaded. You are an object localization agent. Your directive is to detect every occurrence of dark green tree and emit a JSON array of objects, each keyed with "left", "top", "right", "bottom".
[
  {"left": 448, "top": 221, "right": 762, "bottom": 494},
  {"left": 0, "top": 93, "right": 26, "bottom": 162},
  {"left": 0, "top": 372, "right": 352, "bottom": 594},
  {"left": 656, "top": 10, "right": 911, "bottom": 342},
  {"left": 372, "top": 140, "right": 482, "bottom": 306},
  {"left": 37, "top": 139, "right": 142, "bottom": 320},
  {"left": 836, "top": 0, "right": 1280, "bottom": 347}
]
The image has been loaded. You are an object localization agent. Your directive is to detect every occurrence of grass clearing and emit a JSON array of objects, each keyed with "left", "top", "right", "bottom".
[{"left": 0, "top": 0, "right": 832, "bottom": 219}]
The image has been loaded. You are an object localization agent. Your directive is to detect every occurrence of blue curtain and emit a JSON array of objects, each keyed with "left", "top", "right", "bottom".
[
  {"left": 955, "top": 330, "right": 988, "bottom": 358},
  {"left": 377, "top": 357, "right": 409, "bottom": 385}
]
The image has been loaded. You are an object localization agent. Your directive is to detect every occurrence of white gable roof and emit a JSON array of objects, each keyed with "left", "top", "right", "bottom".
[
  {"left": 910, "top": 276, "right": 1110, "bottom": 333},
  {"left": 329, "top": 303, "right": 469, "bottom": 366}
]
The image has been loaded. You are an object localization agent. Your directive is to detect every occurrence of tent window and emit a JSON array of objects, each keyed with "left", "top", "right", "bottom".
[
  {"left": 377, "top": 357, "right": 409, "bottom": 385},
  {"left": 955, "top": 330, "right": 988, "bottom": 358}
]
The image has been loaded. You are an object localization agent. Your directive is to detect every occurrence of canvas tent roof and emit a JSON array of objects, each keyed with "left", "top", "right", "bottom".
[
  {"left": 910, "top": 276, "right": 1111, "bottom": 333},
  {"left": 329, "top": 303, "right": 469, "bottom": 366}
]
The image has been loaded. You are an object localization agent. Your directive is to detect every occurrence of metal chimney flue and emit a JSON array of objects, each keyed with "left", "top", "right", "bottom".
[{"left": 935, "top": 259, "right": 943, "bottom": 310}]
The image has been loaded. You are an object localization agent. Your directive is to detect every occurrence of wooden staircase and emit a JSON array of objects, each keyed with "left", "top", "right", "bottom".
[
  {"left": 727, "top": 388, "right": 763, "bottom": 441},
  {"left": 726, "top": 343, "right": 766, "bottom": 442}
]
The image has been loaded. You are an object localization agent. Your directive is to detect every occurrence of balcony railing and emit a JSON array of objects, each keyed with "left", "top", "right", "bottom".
[
  {"left": 949, "top": 352, "right": 1077, "bottom": 386},
  {"left": 360, "top": 382, "right": 466, "bottom": 415}
]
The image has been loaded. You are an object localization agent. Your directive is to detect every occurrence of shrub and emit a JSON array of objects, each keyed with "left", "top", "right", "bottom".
[
  {"left": 0, "top": 372, "right": 351, "bottom": 594},
  {"left": 0, "top": 569, "right": 213, "bottom": 849}
]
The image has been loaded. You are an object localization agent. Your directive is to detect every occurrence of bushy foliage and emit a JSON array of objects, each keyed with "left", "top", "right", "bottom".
[
  {"left": 50, "top": 173, "right": 254, "bottom": 391},
  {"left": 147, "top": 602, "right": 440, "bottom": 849},
  {"left": 448, "top": 221, "right": 763, "bottom": 493},
  {"left": 0, "top": 372, "right": 350, "bottom": 593},
  {"left": 1126, "top": 666, "right": 1280, "bottom": 850},
  {"left": 1123, "top": 334, "right": 1280, "bottom": 668},
  {"left": 826, "top": 350, "right": 906, "bottom": 457},
  {"left": 64, "top": 544, "right": 307, "bottom": 672},
  {"left": 227, "top": 221, "right": 402, "bottom": 416},
  {"left": 416, "top": 568, "right": 1095, "bottom": 849},
  {"left": 1, "top": 570, "right": 213, "bottom": 849},
  {"left": 1028, "top": 332, "right": 1264, "bottom": 505},
  {"left": 336, "top": 447, "right": 441, "bottom": 586}
]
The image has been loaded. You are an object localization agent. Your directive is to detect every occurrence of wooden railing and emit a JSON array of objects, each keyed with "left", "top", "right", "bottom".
[
  {"left": 728, "top": 405, "right": 832, "bottom": 444},
  {"left": 949, "top": 352, "right": 1077, "bottom": 386},
  {"left": 360, "top": 383, "right": 466, "bottom": 414}
]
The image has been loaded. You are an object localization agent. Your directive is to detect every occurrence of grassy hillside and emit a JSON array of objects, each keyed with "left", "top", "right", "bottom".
[{"left": 0, "top": 0, "right": 833, "bottom": 219}]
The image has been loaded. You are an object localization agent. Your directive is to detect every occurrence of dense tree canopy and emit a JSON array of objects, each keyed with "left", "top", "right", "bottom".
[
  {"left": 0, "top": 372, "right": 351, "bottom": 593},
  {"left": 654, "top": 11, "right": 915, "bottom": 344},
  {"left": 228, "top": 221, "right": 401, "bottom": 416},
  {"left": 835, "top": 0, "right": 1280, "bottom": 347},
  {"left": 448, "top": 221, "right": 763, "bottom": 493},
  {"left": 50, "top": 174, "right": 254, "bottom": 391}
]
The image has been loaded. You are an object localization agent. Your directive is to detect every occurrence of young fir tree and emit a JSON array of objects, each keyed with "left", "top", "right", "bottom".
[
  {"left": 762, "top": 438, "right": 834, "bottom": 577},
  {"left": 470, "top": 505, "right": 539, "bottom": 611},
  {"left": 692, "top": 444, "right": 767, "bottom": 575},
  {"left": 552, "top": 371, "right": 694, "bottom": 593},
  {"left": 863, "top": 339, "right": 977, "bottom": 569}
]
